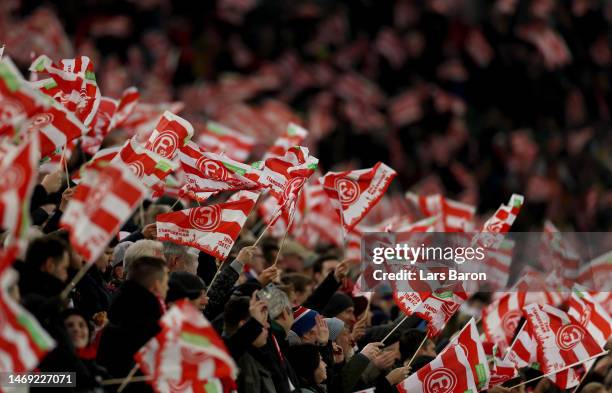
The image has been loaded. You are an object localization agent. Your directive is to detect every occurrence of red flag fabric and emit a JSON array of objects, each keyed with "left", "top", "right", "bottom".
[
  {"left": 178, "top": 141, "right": 261, "bottom": 193},
  {"left": 144, "top": 111, "right": 194, "bottom": 160},
  {"left": 405, "top": 193, "right": 475, "bottom": 232},
  {"left": 482, "top": 291, "right": 526, "bottom": 353},
  {"left": 29, "top": 55, "right": 101, "bottom": 126},
  {"left": 523, "top": 303, "right": 604, "bottom": 374},
  {"left": 60, "top": 161, "right": 147, "bottom": 262},
  {"left": 441, "top": 319, "right": 490, "bottom": 391},
  {"left": 262, "top": 123, "right": 308, "bottom": 160},
  {"left": 322, "top": 162, "right": 397, "bottom": 233},
  {"left": 567, "top": 285, "right": 611, "bottom": 346},
  {"left": 111, "top": 137, "right": 178, "bottom": 188},
  {"left": 135, "top": 300, "right": 237, "bottom": 393},
  {"left": 157, "top": 191, "right": 259, "bottom": 260},
  {"left": 80, "top": 96, "right": 118, "bottom": 155},
  {"left": 0, "top": 132, "right": 39, "bottom": 247},
  {"left": 0, "top": 268, "right": 56, "bottom": 373},
  {"left": 198, "top": 120, "right": 255, "bottom": 162},
  {"left": 396, "top": 343, "right": 479, "bottom": 393}
]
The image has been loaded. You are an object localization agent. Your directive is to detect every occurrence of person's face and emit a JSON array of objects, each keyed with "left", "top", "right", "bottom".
[
  {"left": 251, "top": 247, "right": 266, "bottom": 274},
  {"left": 153, "top": 268, "right": 169, "bottom": 299},
  {"left": 302, "top": 326, "right": 319, "bottom": 344},
  {"left": 113, "top": 265, "right": 124, "bottom": 280},
  {"left": 64, "top": 314, "right": 89, "bottom": 349},
  {"left": 294, "top": 285, "right": 314, "bottom": 305},
  {"left": 335, "top": 327, "right": 352, "bottom": 354},
  {"left": 252, "top": 323, "right": 269, "bottom": 348},
  {"left": 422, "top": 340, "right": 436, "bottom": 357},
  {"left": 275, "top": 307, "right": 294, "bottom": 333},
  {"left": 314, "top": 354, "right": 327, "bottom": 384},
  {"left": 47, "top": 252, "right": 70, "bottom": 282},
  {"left": 95, "top": 247, "right": 113, "bottom": 272},
  {"left": 336, "top": 307, "right": 356, "bottom": 327},
  {"left": 190, "top": 290, "right": 209, "bottom": 311}
]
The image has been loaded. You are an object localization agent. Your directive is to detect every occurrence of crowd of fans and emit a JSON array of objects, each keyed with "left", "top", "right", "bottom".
[{"left": 1, "top": 0, "right": 612, "bottom": 392}]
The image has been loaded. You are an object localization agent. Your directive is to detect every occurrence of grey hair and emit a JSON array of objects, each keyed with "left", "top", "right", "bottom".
[
  {"left": 162, "top": 242, "right": 198, "bottom": 274},
  {"left": 124, "top": 240, "right": 164, "bottom": 272}
]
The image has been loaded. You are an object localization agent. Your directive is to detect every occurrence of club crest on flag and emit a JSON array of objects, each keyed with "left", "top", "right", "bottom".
[
  {"left": 128, "top": 160, "right": 146, "bottom": 178},
  {"left": 196, "top": 157, "right": 229, "bottom": 181},
  {"left": 0, "top": 165, "right": 25, "bottom": 190},
  {"left": 555, "top": 324, "right": 585, "bottom": 351},
  {"left": 27, "top": 112, "right": 54, "bottom": 132},
  {"left": 189, "top": 206, "right": 222, "bottom": 231},
  {"left": 502, "top": 310, "right": 521, "bottom": 336},
  {"left": 283, "top": 176, "right": 307, "bottom": 200},
  {"left": 0, "top": 98, "right": 23, "bottom": 122},
  {"left": 335, "top": 177, "right": 360, "bottom": 205},
  {"left": 150, "top": 131, "right": 179, "bottom": 158},
  {"left": 423, "top": 368, "right": 457, "bottom": 393}
]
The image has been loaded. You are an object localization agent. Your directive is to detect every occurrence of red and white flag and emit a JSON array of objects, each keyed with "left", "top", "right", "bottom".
[
  {"left": 523, "top": 303, "right": 605, "bottom": 376},
  {"left": 262, "top": 123, "right": 308, "bottom": 160},
  {"left": 157, "top": 191, "right": 259, "bottom": 260},
  {"left": 198, "top": 120, "right": 255, "bottom": 162},
  {"left": 0, "top": 132, "right": 39, "bottom": 247},
  {"left": 80, "top": 96, "right": 118, "bottom": 155},
  {"left": 567, "top": 285, "right": 611, "bottom": 347},
  {"left": 577, "top": 251, "right": 612, "bottom": 293},
  {"left": 375, "top": 28, "right": 406, "bottom": 69},
  {"left": 442, "top": 319, "right": 490, "bottom": 390},
  {"left": 121, "top": 101, "right": 184, "bottom": 141},
  {"left": 482, "top": 291, "right": 526, "bottom": 353},
  {"left": 179, "top": 142, "right": 261, "bottom": 193},
  {"left": 413, "top": 286, "right": 469, "bottom": 338},
  {"left": 397, "top": 342, "right": 478, "bottom": 393},
  {"left": 322, "top": 162, "right": 396, "bottom": 233},
  {"left": 405, "top": 193, "right": 476, "bottom": 232},
  {"left": 480, "top": 194, "right": 524, "bottom": 234},
  {"left": 505, "top": 322, "right": 538, "bottom": 369},
  {"left": 111, "top": 137, "right": 178, "bottom": 188},
  {"left": 538, "top": 221, "right": 580, "bottom": 279},
  {"left": 389, "top": 89, "right": 424, "bottom": 127},
  {"left": 136, "top": 300, "right": 237, "bottom": 393},
  {"left": 29, "top": 55, "right": 101, "bottom": 126},
  {"left": 60, "top": 161, "right": 147, "bottom": 262},
  {"left": 0, "top": 268, "right": 56, "bottom": 373},
  {"left": 144, "top": 111, "right": 194, "bottom": 160},
  {"left": 113, "top": 86, "right": 139, "bottom": 126}
]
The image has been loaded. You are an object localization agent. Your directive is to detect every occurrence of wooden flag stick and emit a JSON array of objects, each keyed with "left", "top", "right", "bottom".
[
  {"left": 508, "top": 351, "right": 609, "bottom": 389},
  {"left": 170, "top": 198, "right": 181, "bottom": 210},
  {"left": 381, "top": 315, "right": 409, "bottom": 344},
  {"left": 404, "top": 335, "right": 428, "bottom": 369},
  {"left": 568, "top": 363, "right": 594, "bottom": 393},
  {"left": 62, "top": 146, "right": 71, "bottom": 189},
  {"left": 205, "top": 258, "right": 225, "bottom": 295},
  {"left": 101, "top": 374, "right": 150, "bottom": 386},
  {"left": 252, "top": 201, "right": 284, "bottom": 247},
  {"left": 60, "top": 262, "right": 93, "bottom": 300},
  {"left": 272, "top": 198, "right": 299, "bottom": 267},
  {"left": 117, "top": 364, "right": 140, "bottom": 392}
]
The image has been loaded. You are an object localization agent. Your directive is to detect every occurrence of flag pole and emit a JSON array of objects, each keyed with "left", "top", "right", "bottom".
[
  {"left": 60, "top": 262, "right": 93, "bottom": 300},
  {"left": 405, "top": 335, "right": 428, "bottom": 368},
  {"left": 381, "top": 314, "right": 410, "bottom": 344},
  {"left": 117, "top": 364, "right": 140, "bottom": 392},
  {"left": 567, "top": 363, "right": 594, "bottom": 393},
  {"left": 253, "top": 199, "right": 285, "bottom": 247},
  {"left": 272, "top": 193, "right": 300, "bottom": 267},
  {"left": 508, "top": 351, "right": 609, "bottom": 389},
  {"left": 62, "top": 146, "right": 71, "bottom": 189}
]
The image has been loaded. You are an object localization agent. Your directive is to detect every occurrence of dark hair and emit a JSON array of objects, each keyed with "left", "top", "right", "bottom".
[
  {"left": 126, "top": 256, "right": 166, "bottom": 289},
  {"left": 62, "top": 308, "right": 93, "bottom": 342},
  {"left": 25, "top": 235, "right": 68, "bottom": 270},
  {"left": 223, "top": 296, "right": 251, "bottom": 336},
  {"left": 399, "top": 329, "right": 428, "bottom": 361},
  {"left": 312, "top": 253, "right": 339, "bottom": 274},
  {"left": 287, "top": 344, "right": 322, "bottom": 388},
  {"left": 282, "top": 273, "right": 314, "bottom": 293}
]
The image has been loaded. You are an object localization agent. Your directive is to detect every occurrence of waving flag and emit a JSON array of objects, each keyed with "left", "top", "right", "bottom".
[
  {"left": 505, "top": 322, "right": 538, "bottom": 369},
  {"left": 538, "top": 221, "right": 580, "bottom": 279},
  {"left": 61, "top": 161, "right": 147, "bottom": 262},
  {"left": 120, "top": 101, "right": 184, "bottom": 140},
  {"left": 80, "top": 97, "right": 118, "bottom": 155},
  {"left": 262, "top": 123, "right": 308, "bottom": 160},
  {"left": 113, "top": 86, "right": 139, "bottom": 126},
  {"left": 29, "top": 55, "right": 101, "bottom": 126},
  {"left": 136, "top": 300, "right": 237, "bottom": 393},
  {"left": 111, "top": 137, "right": 178, "bottom": 188},
  {"left": 405, "top": 193, "right": 475, "bottom": 232},
  {"left": 179, "top": 142, "right": 261, "bottom": 193},
  {"left": 415, "top": 286, "right": 469, "bottom": 338},
  {"left": 0, "top": 133, "right": 39, "bottom": 246},
  {"left": 523, "top": 303, "right": 604, "bottom": 378},
  {"left": 567, "top": 286, "right": 611, "bottom": 347},
  {"left": 397, "top": 343, "right": 478, "bottom": 393},
  {"left": 199, "top": 120, "right": 255, "bottom": 162},
  {"left": 480, "top": 194, "right": 524, "bottom": 234},
  {"left": 145, "top": 111, "right": 194, "bottom": 160},
  {"left": 322, "top": 162, "right": 396, "bottom": 233},
  {"left": 482, "top": 291, "right": 526, "bottom": 353},
  {"left": 157, "top": 191, "right": 259, "bottom": 260},
  {"left": 0, "top": 268, "right": 56, "bottom": 373},
  {"left": 442, "top": 319, "right": 490, "bottom": 390}
]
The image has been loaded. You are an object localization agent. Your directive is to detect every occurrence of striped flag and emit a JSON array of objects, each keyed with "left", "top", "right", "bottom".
[
  {"left": 0, "top": 268, "right": 56, "bottom": 373},
  {"left": 567, "top": 285, "right": 611, "bottom": 347},
  {"left": 262, "top": 123, "right": 308, "bottom": 160},
  {"left": 322, "top": 162, "right": 396, "bottom": 233},
  {"left": 523, "top": 303, "right": 604, "bottom": 377},
  {"left": 136, "top": 300, "right": 237, "bottom": 393},
  {"left": 413, "top": 286, "right": 469, "bottom": 338},
  {"left": 178, "top": 142, "right": 261, "bottom": 193},
  {"left": 397, "top": 343, "right": 478, "bottom": 393},
  {"left": 577, "top": 251, "right": 612, "bottom": 293},
  {"left": 157, "top": 190, "right": 259, "bottom": 260},
  {"left": 111, "top": 137, "right": 178, "bottom": 188},
  {"left": 442, "top": 319, "right": 490, "bottom": 390},
  {"left": 198, "top": 121, "right": 255, "bottom": 162},
  {"left": 60, "top": 161, "right": 147, "bottom": 262},
  {"left": 0, "top": 132, "right": 39, "bottom": 247},
  {"left": 29, "top": 55, "right": 101, "bottom": 126},
  {"left": 144, "top": 111, "right": 194, "bottom": 160},
  {"left": 80, "top": 96, "right": 117, "bottom": 155},
  {"left": 482, "top": 291, "right": 526, "bottom": 353},
  {"left": 473, "top": 194, "right": 524, "bottom": 249},
  {"left": 505, "top": 322, "right": 538, "bottom": 369},
  {"left": 405, "top": 193, "right": 476, "bottom": 232}
]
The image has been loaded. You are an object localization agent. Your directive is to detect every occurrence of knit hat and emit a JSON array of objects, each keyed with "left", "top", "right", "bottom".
[
  {"left": 291, "top": 306, "right": 319, "bottom": 337},
  {"left": 325, "top": 317, "right": 344, "bottom": 341},
  {"left": 111, "top": 241, "right": 133, "bottom": 268},
  {"left": 322, "top": 292, "right": 354, "bottom": 317},
  {"left": 166, "top": 271, "right": 206, "bottom": 303}
]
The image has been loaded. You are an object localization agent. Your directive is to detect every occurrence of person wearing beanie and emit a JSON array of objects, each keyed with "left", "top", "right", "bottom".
[
  {"left": 291, "top": 306, "right": 320, "bottom": 341},
  {"left": 322, "top": 292, "right": 356, "bottom": 327},
  {"left": 325, "top": 317, "right": 344, "bottom": 342},
  {"left": 288, "top": 344, "right": 327, "bottom": 393},
  {"left": 166, "top": 271, "right": 208, "bottom": 311}
]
